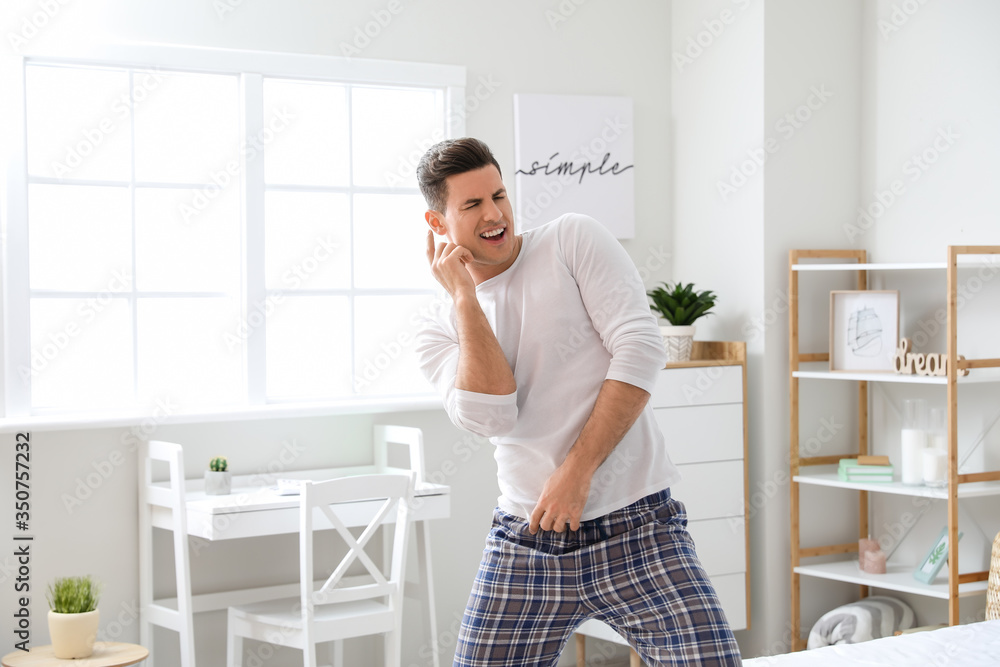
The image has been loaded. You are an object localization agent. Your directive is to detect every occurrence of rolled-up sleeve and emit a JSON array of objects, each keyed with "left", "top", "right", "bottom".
[
  {"left": 558, "top": 215, "right": 666, "bottom": 394},
  {"left": 415, "top": 315, "right": 519, "bottom": 437}
]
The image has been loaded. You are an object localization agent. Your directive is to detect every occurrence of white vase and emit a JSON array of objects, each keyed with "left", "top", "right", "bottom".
[
  {"left": 48, "top": 609, "right": 99, "bottom": 659},
  {"left": 660, "top": 324, "right": 696, "bottom": 362},
  {"left": 204, "top": 470, "right": 232, "bottom": 495}
]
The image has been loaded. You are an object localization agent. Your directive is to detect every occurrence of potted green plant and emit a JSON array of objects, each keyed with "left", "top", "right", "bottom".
[
  {"left": 647, "top": 281, "right": 717, "bottom": 362},
  {"left": 205, "top": 456, "right": 231, "bottom": 495},
  {"left": 47, "top": 575, "right": 101, "bottom": 659}
]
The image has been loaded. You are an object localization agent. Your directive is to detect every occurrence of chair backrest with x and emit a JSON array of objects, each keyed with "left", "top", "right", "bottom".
[{"left": 299, "top": 472, "right": 415, "bottom": 628}]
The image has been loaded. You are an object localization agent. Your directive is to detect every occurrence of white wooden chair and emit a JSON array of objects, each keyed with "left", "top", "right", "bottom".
[
  {"left": 138, "top": 440, "right": 197, "bottom": 667},
  {"left": 226, "top": 472, "right": 416, "bottom": 667}
]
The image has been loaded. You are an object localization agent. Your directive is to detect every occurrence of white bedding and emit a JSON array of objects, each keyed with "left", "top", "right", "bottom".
[{"left": 742, "top": 620, "right": 1000, "bottom": 666}]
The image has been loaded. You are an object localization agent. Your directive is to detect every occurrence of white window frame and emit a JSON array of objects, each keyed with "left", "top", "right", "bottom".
[{"left": 1, "top": 44, "right": 466, "bottom": 424}]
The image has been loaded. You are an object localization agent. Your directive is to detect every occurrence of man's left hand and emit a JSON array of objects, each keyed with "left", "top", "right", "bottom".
[{"left": 529, "top": 463, "right": 591, "bottom": 534}]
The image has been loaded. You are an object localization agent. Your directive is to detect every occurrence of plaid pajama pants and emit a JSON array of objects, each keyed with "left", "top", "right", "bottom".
[{"left": 453, "top": 489, "right": 742, "bottom": 666}]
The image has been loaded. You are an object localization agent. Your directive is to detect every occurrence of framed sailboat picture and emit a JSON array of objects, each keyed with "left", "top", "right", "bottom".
[{"left": 830, "top": 290, "right": 899, "bottom": 372}]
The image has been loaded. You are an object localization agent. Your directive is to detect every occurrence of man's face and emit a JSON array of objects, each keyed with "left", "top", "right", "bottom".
[{"left": 426, "top": 165, "right": 519, "bottom": 280}]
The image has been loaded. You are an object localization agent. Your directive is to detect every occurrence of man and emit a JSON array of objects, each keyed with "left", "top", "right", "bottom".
[{"left": 415, "top": 137, "right": 741, "bottom": 666}]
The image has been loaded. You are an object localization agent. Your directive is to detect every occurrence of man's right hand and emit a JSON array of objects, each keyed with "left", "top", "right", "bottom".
[{"left": 426, "top": 229, "right": 477, "bottom": 298}]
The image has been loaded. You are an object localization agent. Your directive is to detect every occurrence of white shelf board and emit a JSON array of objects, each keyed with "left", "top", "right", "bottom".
[
  {"left": 792, "top": 262, "right": 947, "bottom": 272},
  {"left": 793, "top": 470, "right": 1000, "bottom": 499},
  {"left": 793, "top": 369, "right": 1000, "bottom": 384},
  {"left": 794, "top": 559, "right": 988, "bottom": 599},
  {"left": 792, "top": 258, "right": 996, "bottom": 272}
]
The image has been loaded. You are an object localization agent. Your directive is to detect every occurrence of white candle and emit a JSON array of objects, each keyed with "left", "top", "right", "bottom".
[
  {"left": 923, "top": 448, "right": 947, "bottom": 487},
  {"left": 900, "top": 428, "right": 927, "bottom": 485}
]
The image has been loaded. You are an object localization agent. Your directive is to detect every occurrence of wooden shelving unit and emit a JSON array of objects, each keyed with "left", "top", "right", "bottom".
[{"left": 788, "top": 246, "right": 1000, "bottom": 651}]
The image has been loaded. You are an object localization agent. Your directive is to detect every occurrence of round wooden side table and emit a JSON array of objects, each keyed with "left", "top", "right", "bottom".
[{"left": 1, "top": 642, "right": 148, "bottom": 667}]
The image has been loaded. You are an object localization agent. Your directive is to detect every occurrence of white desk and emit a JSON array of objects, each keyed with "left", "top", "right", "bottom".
[{"left": 139, "top": 453, "right": 450, "bottom": 667}]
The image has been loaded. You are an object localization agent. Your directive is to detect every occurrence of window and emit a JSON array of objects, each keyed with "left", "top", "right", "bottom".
[{"left": 3, "top": 46, "right": 466, "bottom": 417}]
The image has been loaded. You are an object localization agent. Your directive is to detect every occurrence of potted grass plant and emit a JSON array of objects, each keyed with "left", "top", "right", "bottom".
[
  {"left": 647, "top": 282, "right": 717, "bottom": 362},
  {"left": 47, "top": 575, "right": 101, "bottom": 658},
  {"left": 205, "top": 456, "right": 231, "bottom": 495}
]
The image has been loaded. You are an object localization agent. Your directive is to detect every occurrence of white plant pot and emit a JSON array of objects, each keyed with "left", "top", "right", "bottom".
[
  {"left": 48, "top": 609, "right": 99, "bottom": 659},
  {"left": 204, "top": 470, "right": 232, "bottom": 495},
  {"left": 660, "top": 324, "right": 696, "bottom": 362}
]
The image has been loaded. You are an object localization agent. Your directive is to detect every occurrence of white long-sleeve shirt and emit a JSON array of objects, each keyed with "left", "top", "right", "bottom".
[{"left": 416, "top": 213, "right": 681, "bottom": 521}]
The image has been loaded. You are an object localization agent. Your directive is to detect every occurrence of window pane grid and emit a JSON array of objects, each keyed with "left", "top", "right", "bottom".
[{"left": 19, "top": 58, "right": 451, "bottom": 412}]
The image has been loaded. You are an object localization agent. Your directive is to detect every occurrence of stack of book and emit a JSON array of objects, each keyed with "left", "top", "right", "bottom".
[{"left": 838, "top": 455, "right": 894, "bottom": 483}]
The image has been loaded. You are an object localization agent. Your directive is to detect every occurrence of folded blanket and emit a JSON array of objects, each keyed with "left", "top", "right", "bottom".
[{"left": 807, "top": 596, "right": 914, "bottom": 649}]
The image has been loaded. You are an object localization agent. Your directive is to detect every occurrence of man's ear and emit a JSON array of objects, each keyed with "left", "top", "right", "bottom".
[{"left": 425, "top": 209, "right": 447, "bottom": 236}]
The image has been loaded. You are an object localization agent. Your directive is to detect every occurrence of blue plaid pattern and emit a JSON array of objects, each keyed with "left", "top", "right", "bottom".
[{"left": 453, "top": 489, "right": 742, "bottom": 666}]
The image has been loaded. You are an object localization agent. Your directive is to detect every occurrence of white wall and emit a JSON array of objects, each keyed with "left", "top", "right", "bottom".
[
  {"left": 4, "top": 0, "right": 998, "bottom": 663},
  {"left": 671, "top": 0, "right": 766, "bottom": 655},
  {"left": 0, "top": 1, "right": 673, "bottom": 665},
  {"left": 761, "top": 0, "right": 865, "bottom": 653},
  {"left": 674, "top": 0, "right": 998, "bottom": 658},
  {"left": 862, "top": 0, "right": 1000, "bottom": 261}
]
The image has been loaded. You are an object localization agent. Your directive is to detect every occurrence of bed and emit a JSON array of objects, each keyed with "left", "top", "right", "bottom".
[{"left": 742, "top": 620, "right": 1000, "bottom": 666}]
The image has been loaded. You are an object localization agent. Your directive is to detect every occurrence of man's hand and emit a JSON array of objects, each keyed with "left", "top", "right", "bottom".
[
  {"left": 529, "top": 462, "right": 592, "bottom": 534},
  {"left": 528, "top": 380, "right": 651, "bottom": 534},
  {"left": 426, "top": 230, "right": 476, "bottom": 299}
]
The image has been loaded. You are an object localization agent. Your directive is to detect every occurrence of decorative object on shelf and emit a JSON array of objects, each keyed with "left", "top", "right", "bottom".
[
  {"left": 807, "top": 596, "right": 914, "bottom": 649},
  {"left": 830, "top": 290, "right": 899, "bottom": 371},
  {"left": 838, "top": 458, "right": 893, "bottom": 483},
  {"left": 858, "top": 538, "right": 887, "bottom": 574},
  {"left": 205, "top": 456, "right": 231, "bottom": 496},
  {"left": 914, "top": 527, "right": 963, "bottom": 584},
  {"left": 513, "top": 93, "right": 636, "bottom": 237},
  {"left": 900, "top": 399, "right": 928, "bottom": 485},
  {"left": 988, "top": 531, "right": 1000, "bottom": 621},
  {"left": 647, "top": 282, "right": 717, "bottom": 363},
  {"left": 922, "top": 407, "right": 948, "bottom": 487},
  {"left": 46, "top": 575, "right": 101, "bottom": 659},
  {"left": 892, "top": 338, "right": 970, "bottom": 377}
]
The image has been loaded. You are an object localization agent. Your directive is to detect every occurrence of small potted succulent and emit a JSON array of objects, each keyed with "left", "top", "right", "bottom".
[
  {"left": 647, "top": 282, "right": 717, "bottom": 362},
  {"left": 205, "top": 456, "right": 231, "bottom": 495},
  {"left": 47, "top": 575, "right": 101, "bottom": 659}
]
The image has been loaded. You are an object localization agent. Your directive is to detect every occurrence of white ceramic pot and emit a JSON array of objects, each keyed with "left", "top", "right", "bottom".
[
  {"left": 204, "top": 470, "right": 232, "bottom": 495},
  {"left": 660, "top": 324, "right": 696, "bottom": 362},
  {"left": 48, "top": 609, "right": 99, "bottom": 659}
]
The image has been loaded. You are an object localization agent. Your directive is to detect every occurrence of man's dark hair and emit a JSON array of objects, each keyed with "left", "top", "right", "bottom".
[{"left": 416, "top": 137, "right": 502, "bottom": 213}]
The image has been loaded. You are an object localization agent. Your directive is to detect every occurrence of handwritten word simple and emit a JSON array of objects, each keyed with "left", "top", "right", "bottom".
[{"left": 515, "top": 152, "right": 633, "bottom": 184}]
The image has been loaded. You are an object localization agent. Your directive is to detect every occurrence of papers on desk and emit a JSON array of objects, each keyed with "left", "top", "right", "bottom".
[{"left": 274, "top": 479, "right": 308, "bottom": 495}]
